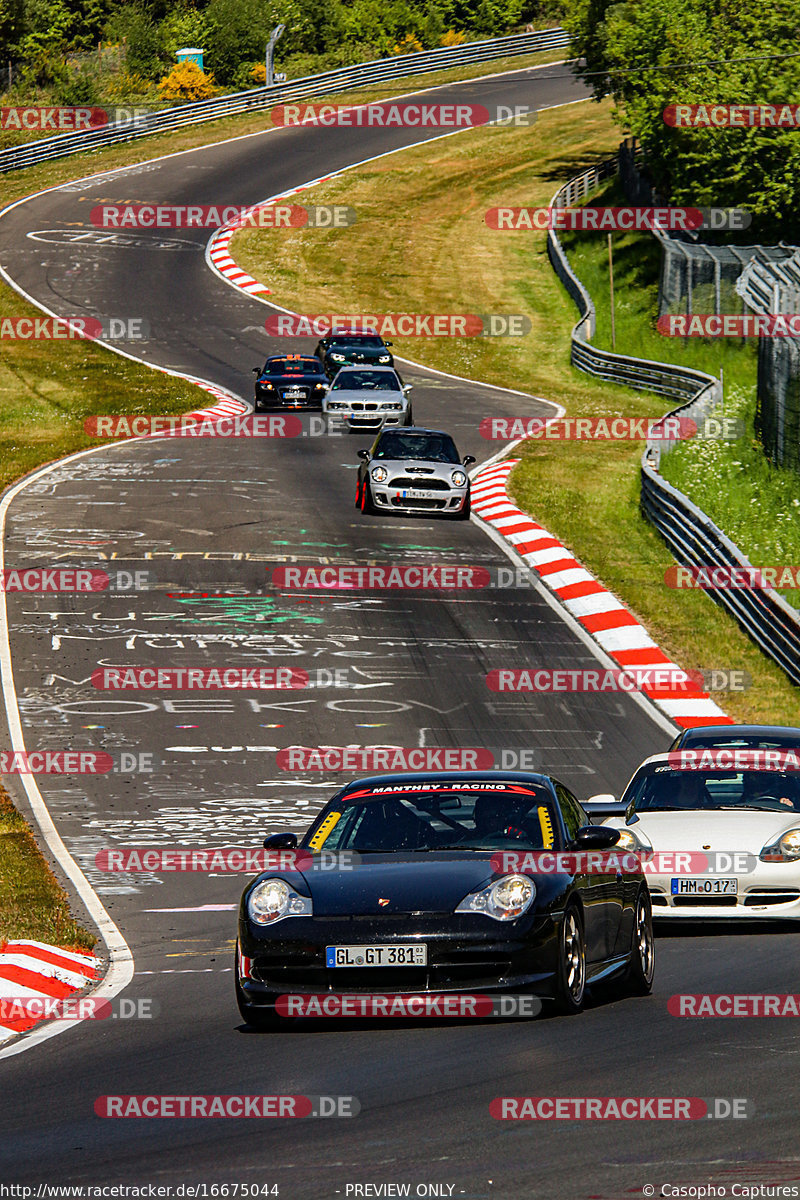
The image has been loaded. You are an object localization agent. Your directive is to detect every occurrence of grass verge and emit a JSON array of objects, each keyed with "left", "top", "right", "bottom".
[
  {"left": 232, "top": 98, "right": 800, "bottom": 723},
  {"left": 0, "top": 785, "right": 95, "bottom": 951}
]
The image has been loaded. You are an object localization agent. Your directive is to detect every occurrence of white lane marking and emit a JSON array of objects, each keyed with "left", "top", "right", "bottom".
[{"left": 0, "top": 453, "right": 139, "bottom": 1060}]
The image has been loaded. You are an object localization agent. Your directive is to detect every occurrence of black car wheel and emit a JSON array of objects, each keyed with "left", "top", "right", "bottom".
[
  {"left": 235, "top": 968, "right": 282, "bottom": 1031},
  {"left": 360, "top": 481, "right": 376, "bottom": 514},
  {"left": 623, "top": 887, "right": 655, "bottom": 995},
  {"left": 554, "top": 904, "right": 586, "bottom": 1014}
]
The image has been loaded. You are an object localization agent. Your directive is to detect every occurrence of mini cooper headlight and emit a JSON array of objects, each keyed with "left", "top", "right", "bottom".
[
  {"left": 760, "top": 828, "right": 800, "bottom": 862},
  {"left": 247, "top": 878, "right": 312, "bottom": 925},
  {"left": 455, "top": 874, "right": 535, "bottom": 921},
  {"left": 450, "top": 470, "right": 467, "bottom": 487},
  {"left": 371, "top": 465, "right": 388, "bottom": 483}
]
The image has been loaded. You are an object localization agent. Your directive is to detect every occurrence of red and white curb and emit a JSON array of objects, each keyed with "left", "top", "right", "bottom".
[
  {"left": 207, "top": 175, "right": 338, "bottom": 298},
  {"left": 471, "top": 459, "right": 732, "bottom": 729},
  {"left": 0, "top": 940, "right": 101, "bottom": 1042}
]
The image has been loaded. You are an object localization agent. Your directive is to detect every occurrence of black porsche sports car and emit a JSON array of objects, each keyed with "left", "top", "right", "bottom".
[
  {"left": 235, "top": 771, "right": 655, "bottom": 1028},
  {"left": 314, "top": 331, "right": 394, "bottom": 376},
  {"left": 252, "top": 355, "right": 329, "bottom": 410}
]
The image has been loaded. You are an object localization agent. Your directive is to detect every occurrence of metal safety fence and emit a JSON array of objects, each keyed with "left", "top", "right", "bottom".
[
  {"left": 546, "top": 152, "right": 800, "bottom": 687},
  {"left": 0, "top": 27, "right": 570, "bottom": 174}
]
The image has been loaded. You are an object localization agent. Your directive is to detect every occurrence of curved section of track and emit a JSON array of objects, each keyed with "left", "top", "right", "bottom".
[{"left": 0, "top": 62, "right": 796, "bottom": 1200}]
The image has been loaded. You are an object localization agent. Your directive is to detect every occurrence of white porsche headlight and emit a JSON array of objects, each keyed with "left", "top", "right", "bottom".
[
  {"left": 456, "top": 874, "right": 535, "bottom": 922},
  {"left": 760, "top": 828, "right": 800, "bottom": 862},
  {"left": 247, "top": 878, "right": 312, "bottom": 925},
  {"left": 614, "top": 827, "right": 650, "bottom": 853}
]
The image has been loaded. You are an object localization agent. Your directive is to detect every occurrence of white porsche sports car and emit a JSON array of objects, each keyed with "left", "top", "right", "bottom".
[{"left": 588, "top": 752, "right": 800, "bottom": 919}]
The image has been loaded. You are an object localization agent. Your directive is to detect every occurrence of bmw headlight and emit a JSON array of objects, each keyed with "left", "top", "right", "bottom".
[
  {"left": 456, "top": 874, "right": 535, "bottom": 922},
  {"left": 247, "top": 878, "right": 312, "bottom": 925},
  {"left": 760, "top": 828, "right": 800, "bottom": 862},
  {"left": 326, "top": 401, "right": 347, "bottom": 411},
  {"left": 371, "top": 465, "right": 388, "bottom": 483},
  {"left": 451, "top": 470, "right": 467, "bottom": 487},
  {"left": 381, "top": 402, "right": 402, "bottom": 411}
]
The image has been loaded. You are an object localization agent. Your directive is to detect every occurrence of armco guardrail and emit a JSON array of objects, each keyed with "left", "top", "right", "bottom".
[
  {"left": 0, "top": 28, "right": 570, "bottom": 174},
  {"left": 547, "top": 155, "right": 800, "bottom": 688}
]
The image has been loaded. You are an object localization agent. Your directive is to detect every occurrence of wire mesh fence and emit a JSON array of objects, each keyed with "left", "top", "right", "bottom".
[{"left": 738, "top": 251, "right": 800, "bottom": 472}]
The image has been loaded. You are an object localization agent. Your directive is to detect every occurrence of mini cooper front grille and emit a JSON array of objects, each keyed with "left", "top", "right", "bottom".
[{"left": 388, "top": 477, "right": 451, "bottom": 490}]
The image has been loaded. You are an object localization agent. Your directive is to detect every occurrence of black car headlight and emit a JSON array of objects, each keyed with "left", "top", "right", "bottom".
[
  {"left": 455, "top": 874, "right": 535, "bottom": 921},
  {"left": 378, "top": 355, "right": 391, "bottom": 363},
  {"left": 329, "top": 353, "right": 346, "bottom": 363},
  {"left": 371, "top": 465, "right": 388, "bottom": 483},
  {"left": 259, "top": 381, "right": 275, "bottom": 390},
  {"left": 760, "top": 828, "right": 800, "bottom": 862},
  {"left": 247, "top": 878, "right": 312, "bottom": 925},
  {"left": 450, "top": 470, "right": 467, "bottom": 488}
]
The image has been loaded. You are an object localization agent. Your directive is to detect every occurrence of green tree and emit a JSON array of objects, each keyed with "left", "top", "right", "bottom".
[{"left": 563, "top": 0, "right": 800, "bottom": 236}]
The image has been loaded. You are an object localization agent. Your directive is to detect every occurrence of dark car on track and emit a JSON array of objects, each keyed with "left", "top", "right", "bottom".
[
  {"left": 355, "top": 427, "right": 475, "bottom": 518},
  {"left": 252, "top": 355, "right": 329, "bottom": 410},
  {"left": 235, "top": 771, "right": 655, "bottom": 1028},
  {"left": 314, "top": 330, "right": 394, "bottom": 376},
  {"left": 669, "top": 724, "right": 800, "bottom": 752}
]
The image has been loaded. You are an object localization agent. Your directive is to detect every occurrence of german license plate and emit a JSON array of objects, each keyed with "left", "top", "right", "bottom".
[
  {"left": 326, "top": 944, "right": 427, "bottom": 967},
  {"left": 283, "top": 389, "right": 304, "bottom": 399},
  {"left": 402, "top": 490, "right": 437, "bottom": 500},
  {"left": 671, "top": 878, "right": 737, "bottom": 895}
]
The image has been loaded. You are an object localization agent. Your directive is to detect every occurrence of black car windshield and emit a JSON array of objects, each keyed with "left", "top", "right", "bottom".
[
  {"left": 373, "top": 432, "right": 460, "bottom": 463},
  {"left": 328, "top": 336, "right": 385, "bottom": 348},
  {"left": 626, "top": 767, "right": 800, "bottom": 813},
  {"left": 332, "top": 370, "right": 399, "bottom": 392},
  {"left": 303, "top": 785, "right": 559, "bottom": 852},
  {"left": 263, "top": 358, "right": 322, "bottom": 374}
]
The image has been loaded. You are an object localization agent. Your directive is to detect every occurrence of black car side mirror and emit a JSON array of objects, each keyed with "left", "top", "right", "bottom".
[
  {"left": 384, "top": 341, "right": 393, "bottom": 347},
  {"left": 463, "top": 454, "right": 476, "bottom": 466},
  {"left": 263, "top": 832, "right": 298, "bottom": 849},
  {"left": 357, "top": 449, "right": 370, "bottom": 461},
  {"left": 252, "top": 367, "right": 261, "bottom": 374},
  {"left": 569, "top": 825, "right": 620, "bottom": 850}
]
